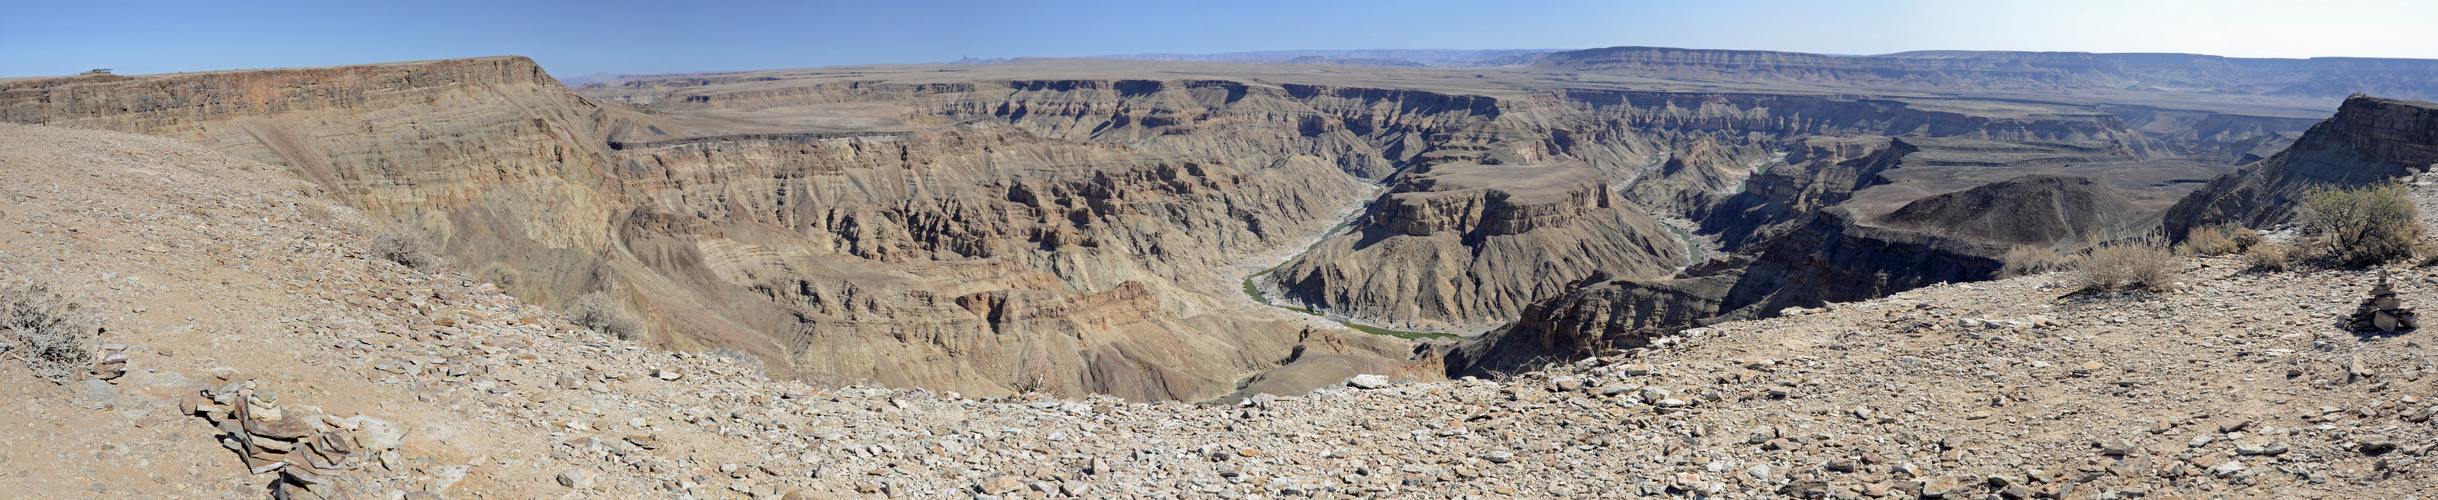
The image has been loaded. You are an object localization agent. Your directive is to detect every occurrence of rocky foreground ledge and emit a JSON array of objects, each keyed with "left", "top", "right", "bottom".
[{"left": 3, "top": 124, "right": 2435, "bottom": 499}]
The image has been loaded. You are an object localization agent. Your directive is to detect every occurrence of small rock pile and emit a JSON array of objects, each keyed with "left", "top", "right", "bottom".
[
  {"left": 2348, "top": 271, "right": 2418, "bottom": 332},
  {"left": 186, "top": 375, "right": 409, "bottom": 500}
]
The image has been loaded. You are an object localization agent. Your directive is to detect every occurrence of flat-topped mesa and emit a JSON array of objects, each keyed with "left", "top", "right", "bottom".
[
  {"left": 1533, "top": 46, "right": 2438, "bottom": 103},
  {"left": 1381, "top": 162, "right": 1611, "bottom": 237},
  {"left": 0, "top": 56, "right": 561, "bottom": 128}
]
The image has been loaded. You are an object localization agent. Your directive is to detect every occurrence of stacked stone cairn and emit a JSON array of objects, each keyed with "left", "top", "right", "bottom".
[
  {"left": 186, "top": 375, "right": 411, "bottom": 500},
  {"left": 2349, "top": 270, "right": 2418, "bottom": 332}
]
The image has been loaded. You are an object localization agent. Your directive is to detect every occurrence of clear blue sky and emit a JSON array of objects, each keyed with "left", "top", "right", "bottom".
[{"left": 6, "top": 0, "right": 2436, "bottom": 78}]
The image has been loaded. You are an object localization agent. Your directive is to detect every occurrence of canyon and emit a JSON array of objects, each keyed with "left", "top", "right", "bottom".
[{"left": 5, "top": 46, "right": 2432, "bottom": 405}]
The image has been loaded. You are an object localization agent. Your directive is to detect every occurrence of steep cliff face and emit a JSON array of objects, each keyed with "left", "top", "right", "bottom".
[
  {"left": 1706, "top": 211, "right": 2007, "bottom": 320},
  {"left": 1875, "top": 174, "right": 2140, "bottom": 246},
  {"left": 1444, "top": 271, "right": 1735, "bottom": 377},
  {"left": 1265, "top": 162, "right": 1687, "bottom": 332},
  {"left": 2165, "top": 96, "right": 2438, "bottom": 237},
  {"left": 1446, "top": 210, "right": 2007, "bottom": 376},
  {"left": 0, "top": 57, "right": 627, "bottom": 308}
]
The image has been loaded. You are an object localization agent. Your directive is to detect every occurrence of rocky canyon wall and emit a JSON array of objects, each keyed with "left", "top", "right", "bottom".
[
  {"left": 0, "top": 58, "right": 1403, "bottom": 401},
  {"left": 1264, "top": 162, "right": 1688, "bottom": 332},
  {"left": 0, "top": 57, "right": 629, "bottom": 309},
  {"left": 0, "top": 55, "right": 2305, "bottom": 401},
  {"left": 2166, "top": 95, "right": 2438, "bottom": 237}
]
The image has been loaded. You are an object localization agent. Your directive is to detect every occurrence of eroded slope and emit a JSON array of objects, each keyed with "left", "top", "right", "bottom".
[
  {"left": 1265, "top": 162, "right": 1687, "bottom": 332},
  {"left": 2166, "top": 95, "right": 2438, "bottom": 237}
]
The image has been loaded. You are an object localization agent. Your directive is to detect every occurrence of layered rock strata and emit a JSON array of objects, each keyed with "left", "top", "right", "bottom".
[
  {"left": 0, "top": 55, "right": 2282, "bottom": 401},
  {"left": 1265, "top": 162, "right": 1688, "bottom": 332},
  {"left": 0, "top": 58, "right": 1400, "bottom": 401}
]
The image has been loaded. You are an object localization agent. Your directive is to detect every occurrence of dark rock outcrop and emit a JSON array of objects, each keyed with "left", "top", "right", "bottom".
[
  {"left": 1876, "top": 174, "right": 2140, "bottom": 246},
  {"left": 2165, "top": 95, "right": 2438, "bottom": 237},
  {"left": 1448, "top": 209, "right": 2007, "bottom": 376}
]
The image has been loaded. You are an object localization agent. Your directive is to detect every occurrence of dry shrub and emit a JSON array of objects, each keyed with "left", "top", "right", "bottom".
[
  {"left": 708, "top": 347, "right": 766, "bottom": 377},
  {"left": 298, "top": 202, "right": 334, "bottom": 223},
  {"left": 2301, "top": 182, "right": 2423, "bottom": 267},
  {"left": 2002, "top": 246, "right": 2072, "bottom": 277},
  {"left": 370, "top": 225, "right": 437, "bottom": 270},
  {"left": 2175, "top": 224, "right": 2247, "bottom": 256},
  {"left": 570, "top": 292, "right": 644, "bottom": 341},
  {"left": 0, "top": 277, "right": 96, "bottom": 383},
  {"left": 2245, "top": 242, "right": 2293, "bottom": 272},
  {"left": 2229, "top": 227, "right": 2266, "bottom": 250},
  {"left": 2071, "top": 238, "right": 2176, "bottom": 291}
]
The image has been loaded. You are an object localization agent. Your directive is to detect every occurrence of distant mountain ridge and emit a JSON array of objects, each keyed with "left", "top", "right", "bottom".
[
  {"left": 1534, "top": 46, "right": 2438, "bottom": 104},
  {"left": 1085, "top": 49, "right": 1559, "bottom": 67}
]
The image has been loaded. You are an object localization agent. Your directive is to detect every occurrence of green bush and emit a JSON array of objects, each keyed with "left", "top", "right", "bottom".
[{"left": 2301, "top": 182, "right": 2423, "bottom": 267}]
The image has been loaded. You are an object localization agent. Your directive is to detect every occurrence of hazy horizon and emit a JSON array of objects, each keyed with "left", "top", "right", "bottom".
[{"left": 7, "top": 0, "right": 2437, "bottom": 78}]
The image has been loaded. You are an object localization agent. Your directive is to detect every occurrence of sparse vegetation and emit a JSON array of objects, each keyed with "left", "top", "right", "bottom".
[
  {"left": 298, "top": 202, "right": 335, "bottom": 223},
  {"left": 370, "top": 225, "right": 438, "bottom": 270},
  {"left": 0, "top": 277, "right": 97, "bottom": 383},
  {"left": 1345, "top": 323, "right": 1459, "bottom": 341},
  {"left": 707, "top": 347, "right": 765, "bottom": 377},
  {"left": 2229, "top": 226, "right": 2266, "bottom": 251},
  {"left": 2245, "top": 242, "right": 2293, "bottom": 272},
  {"left": 2300, "top": 182, "right": 2423, "bottom": 267},
  {"left": 2001, "top": 246, "right": 2072, "bottom": 277},
  {"left": 2070, "top": 238, "right": 2177, "bottom": 292},
  {"left": 2174, "top": 224, "right": 2250, "bottom": 256},
  {"left": 570, "top": 292, "right": 644, "bottom": 341},
  {"left": 1666, "top": 224, "right": 1702, "bottom": 263}
]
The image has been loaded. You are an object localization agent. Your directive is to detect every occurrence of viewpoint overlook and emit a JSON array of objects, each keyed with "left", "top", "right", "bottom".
[{"left": 2, "top": 43, "right": 2437, "bottom": 499}]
